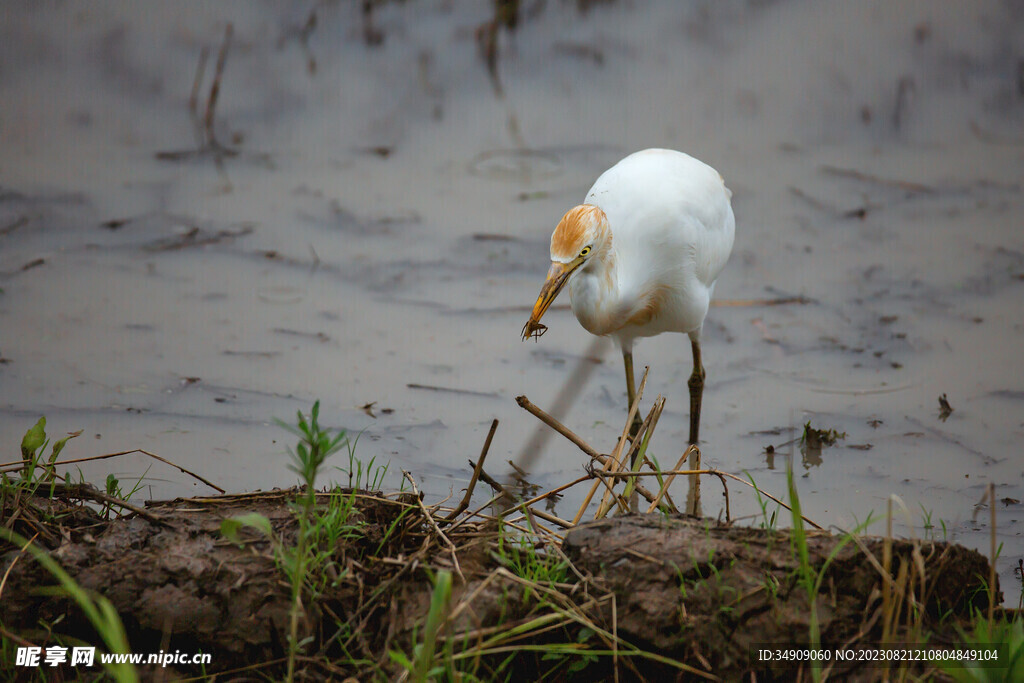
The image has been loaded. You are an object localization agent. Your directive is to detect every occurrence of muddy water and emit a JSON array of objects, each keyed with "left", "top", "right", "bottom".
[{"left": 1, "top": 2, "right": 1021, "bottom": 604}]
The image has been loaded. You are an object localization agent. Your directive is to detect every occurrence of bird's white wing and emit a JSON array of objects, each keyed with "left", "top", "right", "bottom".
[
  {"left": 586, "top": 149, "right": 734, "bottom": 286},
  {"left": 582, "top": 149, "right": 735, "bottom": 342}
]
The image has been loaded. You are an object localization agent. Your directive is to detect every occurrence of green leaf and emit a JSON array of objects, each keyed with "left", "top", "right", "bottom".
[
  {"left": 21, "top": 417, "right": 47, "bottom": 460},
  {"left": 413, "top": 570, "right": 452, "bottom": 682},
  {"left": 388, "top": 649, "right": 414, "bottom": 670},
  {"left": 48, "top": 429, "right": 82, "bottom": 464},
  {"left": 220, "top": 513, "right": 274, "bottom": 546},
  {"left": 576, "top": 626, "right": 595, "bottom": 643}
]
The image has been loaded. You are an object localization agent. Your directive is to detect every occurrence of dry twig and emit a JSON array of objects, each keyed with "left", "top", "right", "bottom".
[
  {"left": 402, "top": 471, "right": 465, "bottom": 582},
  {"left": 443, "top": 419, "right": 498, "bottom": 522},
  {"left": 0, "top": 448, "right": 223, "bottom": 493}
]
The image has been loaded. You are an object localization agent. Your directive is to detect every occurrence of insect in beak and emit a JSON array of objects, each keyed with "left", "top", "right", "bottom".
[{"left": 522, "top": 260, "right": 580, "bottom": 341}]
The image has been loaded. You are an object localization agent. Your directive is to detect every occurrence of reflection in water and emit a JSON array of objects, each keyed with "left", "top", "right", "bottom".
[{"left": 801, "top": 444, "right": 823, "bottom": 469}]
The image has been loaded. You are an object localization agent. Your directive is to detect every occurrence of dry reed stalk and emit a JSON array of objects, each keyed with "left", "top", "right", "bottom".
[
  {"left": 645, "top": 445, "right": 698, "bottom": 514},
  {"left": 546, "top": 539, "right": 589, "bottom": 584},
  {"left": 616, "top": 396, "right": 666, "bottom": 514},
  {"left": 446, "top": 570, "right": 501, "bottom": 624},
  {"left": 0, "top": 532, "right": 38, "bottom": 601},
  {"left": 517, "top": 394, "right": 639, "bottom": 512},
  {"left": 716, "top": 470, "right": 823, "bottom": 530},
  {"left": 425, "top": 490, "right": 456, "bottom": 513},
  {"left": 590, "top": 465, "right": 632, "bottom": 520},
  {"left": 445, "top": 491, "right": 506, "bottom": 533},
  {"left": 443, "top": 419, "right": 498, "bottom": 522},
  {"left": 475, "top": 467, "right": 576, "bottom": 529},
  {"left": 598, "top": 469, "right": 705, "bottom": 479},
  {"left": 907, "top": 539, "right": 927, "bottom": 640},
  {"left": 615, "top": 395, "right": 662, "bottom": 475},
  {"left": 513, "top": 338, "right": 607, "bottom": 473},
  {"left": 515, "top": 396, "right": 600, "bottom": 459},
  {"left": 518, "top": 505, "right": 568, "bottom": 549},
  {"left": 402, "top": 471, "right": 465, "bottom": 582},
  {"left": 591, "top": 468, "right": 631, "bottom": 518},
  {"left": 842, "top": 533, "right": 900, "bottom": 601},
  {"left": 591, "top": 467, "right": 731, "bottom": 518},
  {"left": 480, "top": 569, "right": 633, "bottom": 665},
  {"left": 43, "top": 483, "right": 171, "bottom": 528},
  {"left": 454, "top": 511, "right": 559, "bottom": 543},
  {"left": 515, "top": 393, "right": 664, "bottom": 506},
  {"left": 519, "top": 474, "right": 591, "bottom": 511},
  {"left": 599, "top": 456, "right": 664, "bottom": 506},
  {"left": 574, "top": 367, "right": 649, "bottom": 524},
  {"left": 0, "top": 448, "right": 224, "bottom": 493}
]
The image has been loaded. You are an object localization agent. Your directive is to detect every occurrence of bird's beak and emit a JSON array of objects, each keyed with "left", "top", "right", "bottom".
[{"left": 522, "top": 260, "right": 579, "bottom": 341}]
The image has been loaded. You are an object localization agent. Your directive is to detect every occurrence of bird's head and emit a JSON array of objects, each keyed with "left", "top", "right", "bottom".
[{"left": 522, "top": 205, "right": 609, "bottom": 341}]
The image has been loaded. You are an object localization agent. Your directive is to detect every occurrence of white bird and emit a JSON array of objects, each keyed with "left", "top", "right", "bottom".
[{"left": 522, "top": 148, "right": 735, "bottom": 445}]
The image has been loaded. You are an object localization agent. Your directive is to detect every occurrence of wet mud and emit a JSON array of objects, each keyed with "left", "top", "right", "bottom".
[{"left": 1, "top": 488, "right": 999, "bottom": 681}]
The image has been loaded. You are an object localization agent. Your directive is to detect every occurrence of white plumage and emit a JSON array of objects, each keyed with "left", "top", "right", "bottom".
[{"left": 523, "top": 148, "right": 735, "bottom": 444}]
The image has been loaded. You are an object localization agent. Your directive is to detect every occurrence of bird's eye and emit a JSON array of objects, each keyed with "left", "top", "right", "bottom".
[{"left": 579, "top": 246, "right": 592, "bottom": 258}]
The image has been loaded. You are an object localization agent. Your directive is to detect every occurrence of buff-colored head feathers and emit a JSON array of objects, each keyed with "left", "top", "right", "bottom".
[{"left": 550, "top": 205, "right": 608, "bottom": 261}]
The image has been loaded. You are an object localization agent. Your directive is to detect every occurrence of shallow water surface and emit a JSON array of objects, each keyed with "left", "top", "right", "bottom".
[{"left": 1, "top": 1, "right": 1022, "bottom": 604}]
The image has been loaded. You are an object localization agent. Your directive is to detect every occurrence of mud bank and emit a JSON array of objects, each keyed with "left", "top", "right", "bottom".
[{"left": 1, "top": 486, "right": 1001, "bottom": 681}]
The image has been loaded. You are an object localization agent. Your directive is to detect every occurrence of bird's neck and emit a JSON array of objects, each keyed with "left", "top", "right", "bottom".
[{"left": 570, "top": 247, "right": 619, "bottom": 336}]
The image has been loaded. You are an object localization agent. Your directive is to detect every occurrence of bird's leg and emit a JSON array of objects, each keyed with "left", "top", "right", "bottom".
[
  {"left": 623, "top": 350, "right": 643, "bottom": 442},
  {"left": 687, "top": 338, "right": 705, "bottom": 445}
]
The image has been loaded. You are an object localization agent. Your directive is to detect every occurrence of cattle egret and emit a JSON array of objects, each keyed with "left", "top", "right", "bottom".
[{"left": 522, "top": 148, "right": 735, "bottom": 445}]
